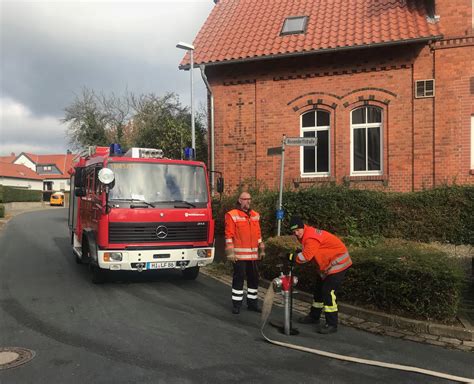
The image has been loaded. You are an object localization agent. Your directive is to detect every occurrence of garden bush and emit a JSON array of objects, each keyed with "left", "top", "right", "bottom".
[
  {"left": 259, "top": 236, "right": 465, "bottom": 322},
  {"left": 0, "top": 186, "right": 42, "bottom": 203},
  {"left": 212, "top": 185, "right": 474, "bottom": 245}
]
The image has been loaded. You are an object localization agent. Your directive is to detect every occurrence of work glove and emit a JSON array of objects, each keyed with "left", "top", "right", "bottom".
[
  {"left": 258, "top": 243, "right": 265, "bottom": 260},
  {"left": 225, "top": 248, "right": 236, "bottom": 263}
]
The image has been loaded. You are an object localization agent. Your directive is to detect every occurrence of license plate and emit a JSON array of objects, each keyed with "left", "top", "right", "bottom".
[{"left": 146, "top": 261, "right": 176, "bottom": 270}]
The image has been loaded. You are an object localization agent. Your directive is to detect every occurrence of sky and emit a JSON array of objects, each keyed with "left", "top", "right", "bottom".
[{"left": 0, "top": 0, "right": 215, "bottom": 156}]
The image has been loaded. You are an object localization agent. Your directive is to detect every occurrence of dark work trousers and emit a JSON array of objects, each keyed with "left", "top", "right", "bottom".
[
  {"left": 309, "top": 268, "right": 349, "bottom": 327},
  {"left": 231, "top": 260, "right": 259, "bottom": 309}
]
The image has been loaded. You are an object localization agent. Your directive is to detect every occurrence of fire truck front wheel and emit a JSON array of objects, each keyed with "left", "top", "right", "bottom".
[
  {"left": 90, "top": 264, "right": 106, "bottom": 284},
  {"left": 182, "top": 266, "right": 200, "bottom": 280},
  {"left": 75, "top": 251, "right": 82, "bottom": 264}
]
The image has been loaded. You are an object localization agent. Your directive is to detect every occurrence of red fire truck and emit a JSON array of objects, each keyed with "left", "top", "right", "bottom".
[{"left": 68, "top": 145, "right": 222, "bottom": 283}]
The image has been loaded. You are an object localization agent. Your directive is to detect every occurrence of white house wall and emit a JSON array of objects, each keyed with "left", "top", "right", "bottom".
[
  {"left": 44, "top": 178, "right": 70, "bottom": 192},
  {"left": 14, "top": 155, "right": 36, "bottom": 171},
  {"left": 0, "top": 177, "right": 43, "bottom": 190}
]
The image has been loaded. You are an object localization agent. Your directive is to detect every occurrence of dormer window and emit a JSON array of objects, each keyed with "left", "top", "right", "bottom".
[{"left": 281, "top": 16, "right": 308, "bottom": 35}]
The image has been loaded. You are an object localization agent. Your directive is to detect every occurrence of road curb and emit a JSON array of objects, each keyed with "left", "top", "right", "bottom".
[
  {"left": 201, "top": 266, "right": 473, "bottom": 352},
  {"left": 285, "top": 289, "right": 473, "bottom": 342},
  {"left": 262, "top": 275, "right": 473, "bottom": 342}
]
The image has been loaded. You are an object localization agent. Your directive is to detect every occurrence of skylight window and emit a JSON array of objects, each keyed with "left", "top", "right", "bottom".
[{"left": 281, "top": 16, "right": 308, "bottom": 35}]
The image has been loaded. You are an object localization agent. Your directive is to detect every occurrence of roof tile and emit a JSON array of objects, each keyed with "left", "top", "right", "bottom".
[
  {"left": 182, "top": 0, "right": 441, "bottom": 67},
  {"left": 0, "top": 163, "right": 42, "bottom": 180}
]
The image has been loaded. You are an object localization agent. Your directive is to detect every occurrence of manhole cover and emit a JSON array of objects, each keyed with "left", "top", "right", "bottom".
[{"left": 0, "top": 347, "right": 35, "bottom": 370}]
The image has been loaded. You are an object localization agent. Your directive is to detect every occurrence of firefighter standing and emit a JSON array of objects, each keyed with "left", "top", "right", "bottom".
[
  {"left": 225, "top": 192, "right": 265, "bottom": 314},
  {"left": 290, "top": 216, "right": 352, "bottom": 334}
]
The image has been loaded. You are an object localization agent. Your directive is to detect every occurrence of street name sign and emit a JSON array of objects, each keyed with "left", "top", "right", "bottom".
[{"left": 284, "top": 137, "right": 318, "bottom": 146}]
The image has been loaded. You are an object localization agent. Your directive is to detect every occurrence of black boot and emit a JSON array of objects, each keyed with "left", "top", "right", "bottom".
[
  {"left": 298, "top": 314, "right": 320, "bottom": 324},
  {"left": 232, "top": 306, "right": 240, "bottom": 314},
  {"left": 318, "top": 324, "right": 337, "bottom": 334},
  {"left": 247, "top": 304, "right": 261, "bottom": 313}
]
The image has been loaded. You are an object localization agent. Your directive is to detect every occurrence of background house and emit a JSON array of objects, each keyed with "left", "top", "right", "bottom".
[
  {"left": 0, "top": 152, "right": 75, "bottom": 192},
  {"left": 182, "top": 0, "right": 473, "bottom": 192},
  {"left": 0, "top": 162, "right": 43, "bottom": 190}
]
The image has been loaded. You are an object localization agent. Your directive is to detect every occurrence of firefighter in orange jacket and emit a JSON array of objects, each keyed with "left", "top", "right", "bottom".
[
  {"left": 225, "top": 192, "right": 265, "bottom": 314},
  {"left": 290, "top": 216, "right": 352, "bottom": 334}
]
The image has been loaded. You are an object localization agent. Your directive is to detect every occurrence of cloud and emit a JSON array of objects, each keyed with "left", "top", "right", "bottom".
[
  {"left": 0, "top": 1, "right": 213, "bottom": 154},
  {"left": 0, "top": 97, "right": 68, "bottom": 155}
]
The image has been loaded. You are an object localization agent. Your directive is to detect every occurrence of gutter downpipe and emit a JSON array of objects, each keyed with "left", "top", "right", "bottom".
[{"left": 200, "top": 64, "right": 215, "bottom": 193}]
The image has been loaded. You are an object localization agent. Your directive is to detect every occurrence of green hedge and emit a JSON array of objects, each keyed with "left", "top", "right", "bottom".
[
  {"left": 259, "top": 236, "right": 464, "bottom": 322},
  {"left": 0, "top": 186, "right": 42, "bottom": 203},
  {"left": 213, "top": 185, "right": 474, "bottom": 245}
]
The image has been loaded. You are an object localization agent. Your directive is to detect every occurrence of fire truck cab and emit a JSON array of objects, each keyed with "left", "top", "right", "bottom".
[{"left": 68, "top": 145, "right": 221, "bottom": 283}]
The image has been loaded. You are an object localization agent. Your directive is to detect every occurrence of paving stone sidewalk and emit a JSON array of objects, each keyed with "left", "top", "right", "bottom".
[{"left": 201, "top": 267, "right": 474, "bottom": 353}]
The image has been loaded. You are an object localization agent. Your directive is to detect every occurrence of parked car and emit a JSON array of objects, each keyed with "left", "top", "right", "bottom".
[{"left": 50, "top": 192, "right": 65, "bottom": 206}]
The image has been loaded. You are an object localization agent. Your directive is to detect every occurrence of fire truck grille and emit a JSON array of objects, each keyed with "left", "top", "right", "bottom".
[{"left": 108, "top": 222, "right": 208, "bottom": 243}]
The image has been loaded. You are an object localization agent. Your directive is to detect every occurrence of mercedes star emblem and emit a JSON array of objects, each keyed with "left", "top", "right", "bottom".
[{"left": 156, "top": 225, "right": 168, "bottom": 239}]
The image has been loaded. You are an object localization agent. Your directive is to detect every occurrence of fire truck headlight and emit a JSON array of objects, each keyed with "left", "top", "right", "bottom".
[
  {"left": 197, "top": 249, "right": 212, "bottom": 258},
  {"left": 104, "top": 252, "right": 123, "bottom": 262}
]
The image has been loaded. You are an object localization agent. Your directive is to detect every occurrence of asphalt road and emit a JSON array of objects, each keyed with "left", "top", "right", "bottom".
[{"left": 0, "top": 209, "right": 473, "bottom": 384}]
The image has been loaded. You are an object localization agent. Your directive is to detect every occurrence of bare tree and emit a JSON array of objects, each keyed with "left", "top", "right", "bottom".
[
  {"left": 62, "top": 88, "right": 108, "bottom": 150},
  {"left": 62, "top": 89, "right": 208, "bottom": 162}
]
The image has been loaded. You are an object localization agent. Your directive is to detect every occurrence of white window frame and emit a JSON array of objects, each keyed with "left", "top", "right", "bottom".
[
  {"left": 300, "top": 110, "right": 330, "bottom": 177},
  {"left": 415, "top": 79, "right": 435, "bottom": 98},
  {"left": 471, "top": 115, "right": 474, "bottom": 170},
  {"left": 350, "top": 106, "right": 383, "bottom": 176}
]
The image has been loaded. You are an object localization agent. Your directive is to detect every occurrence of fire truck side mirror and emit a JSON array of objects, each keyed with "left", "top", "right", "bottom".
[
  {"left": 216, "top": 177, "right": 224, "bottom": 193},
  {"left": 74, "top": 167, "right": 85, "bottom": 188},
  {"left": 75, "top": 187, "right": 86, "bottom": 197},
  {"left": 74, "top": 167, "right": 86, "bottom": 197}
]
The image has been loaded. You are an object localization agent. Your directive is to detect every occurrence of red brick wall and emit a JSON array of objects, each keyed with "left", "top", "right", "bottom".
[
  {"left": 436, "top": 0, "right": 473, "bottom": 37},
  {"left": 413, "top": 45, "right": 435, "bottom": 189},
  {"left": 207, "top": 41, "right": 473, "bottom": 192},
  {"left": 434, "top": 40, "right": 474, "bottom": 185}
]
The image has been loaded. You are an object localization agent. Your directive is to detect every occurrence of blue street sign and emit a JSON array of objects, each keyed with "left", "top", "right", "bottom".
[
  {"left": 276, "top": 209, "right": 285, "bottom": 220},
  {"left": 184, "top": 147, "right": 195, "bottom": 160}
]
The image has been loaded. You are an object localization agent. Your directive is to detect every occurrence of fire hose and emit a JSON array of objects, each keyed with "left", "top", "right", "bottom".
[{"left": 260, "top": 277, "right": 474, "bottom": 383}]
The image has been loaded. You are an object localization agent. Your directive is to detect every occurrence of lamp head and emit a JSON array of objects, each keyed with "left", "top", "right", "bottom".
[{"left": 176, "top": 41, "right": 194, "bottom": 50}]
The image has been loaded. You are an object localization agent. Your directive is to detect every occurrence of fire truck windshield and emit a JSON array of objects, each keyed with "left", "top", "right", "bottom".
[{"left": 108, "top": 162, "right": 208, "bottom": 207}]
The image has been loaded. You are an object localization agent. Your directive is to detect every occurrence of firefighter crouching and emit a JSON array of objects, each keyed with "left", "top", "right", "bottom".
[
  {"left": 225, "top": 192, "right": 265, "bottom": 314},
  {"left": 290, "top": 216, "right": 352, "bottom": 334}
]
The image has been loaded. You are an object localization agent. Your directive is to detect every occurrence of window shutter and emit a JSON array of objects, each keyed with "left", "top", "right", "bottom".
[{"left": 415, "top": 79, "right": 435, "bottom": 98}]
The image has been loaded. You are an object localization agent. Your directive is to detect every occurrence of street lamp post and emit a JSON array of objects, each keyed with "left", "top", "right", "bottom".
[{"left": 176, "top": 41, "right": 195, "bottom": 158}]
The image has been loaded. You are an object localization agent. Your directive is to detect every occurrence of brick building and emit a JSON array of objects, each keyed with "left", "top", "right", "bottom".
[{"left": 181, "top": 0, "right": 473, "bottom": 192}]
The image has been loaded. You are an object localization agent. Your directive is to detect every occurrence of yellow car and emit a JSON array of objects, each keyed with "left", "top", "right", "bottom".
[{"left": 50, "top": 192, "right": 65, "bottom": 206}]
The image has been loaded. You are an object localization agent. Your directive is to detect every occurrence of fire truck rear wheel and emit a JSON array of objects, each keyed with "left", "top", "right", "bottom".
[{"left": 182, "top": 266, "right": 200, "bottom": 280}]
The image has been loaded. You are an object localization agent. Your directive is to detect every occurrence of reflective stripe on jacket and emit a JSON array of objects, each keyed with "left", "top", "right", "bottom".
[
  {"left": 296, "top": 225, "right": 352, "bottom": 277},
  {"left": 225, "top": 208, "right": 262, "bottom": 261}
]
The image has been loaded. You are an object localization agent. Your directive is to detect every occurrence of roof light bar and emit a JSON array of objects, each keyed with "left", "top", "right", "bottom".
[{"left": 124, "top": 147, "right": 164, "bottom": 159}]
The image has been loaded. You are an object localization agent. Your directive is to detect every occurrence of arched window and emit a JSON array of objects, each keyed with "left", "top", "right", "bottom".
[
  {"left": 300, "top": 110, "right": 330, "bottom": 175},
  {"left": 351, "top": 106, "right": 383, "bottom": 174}
]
